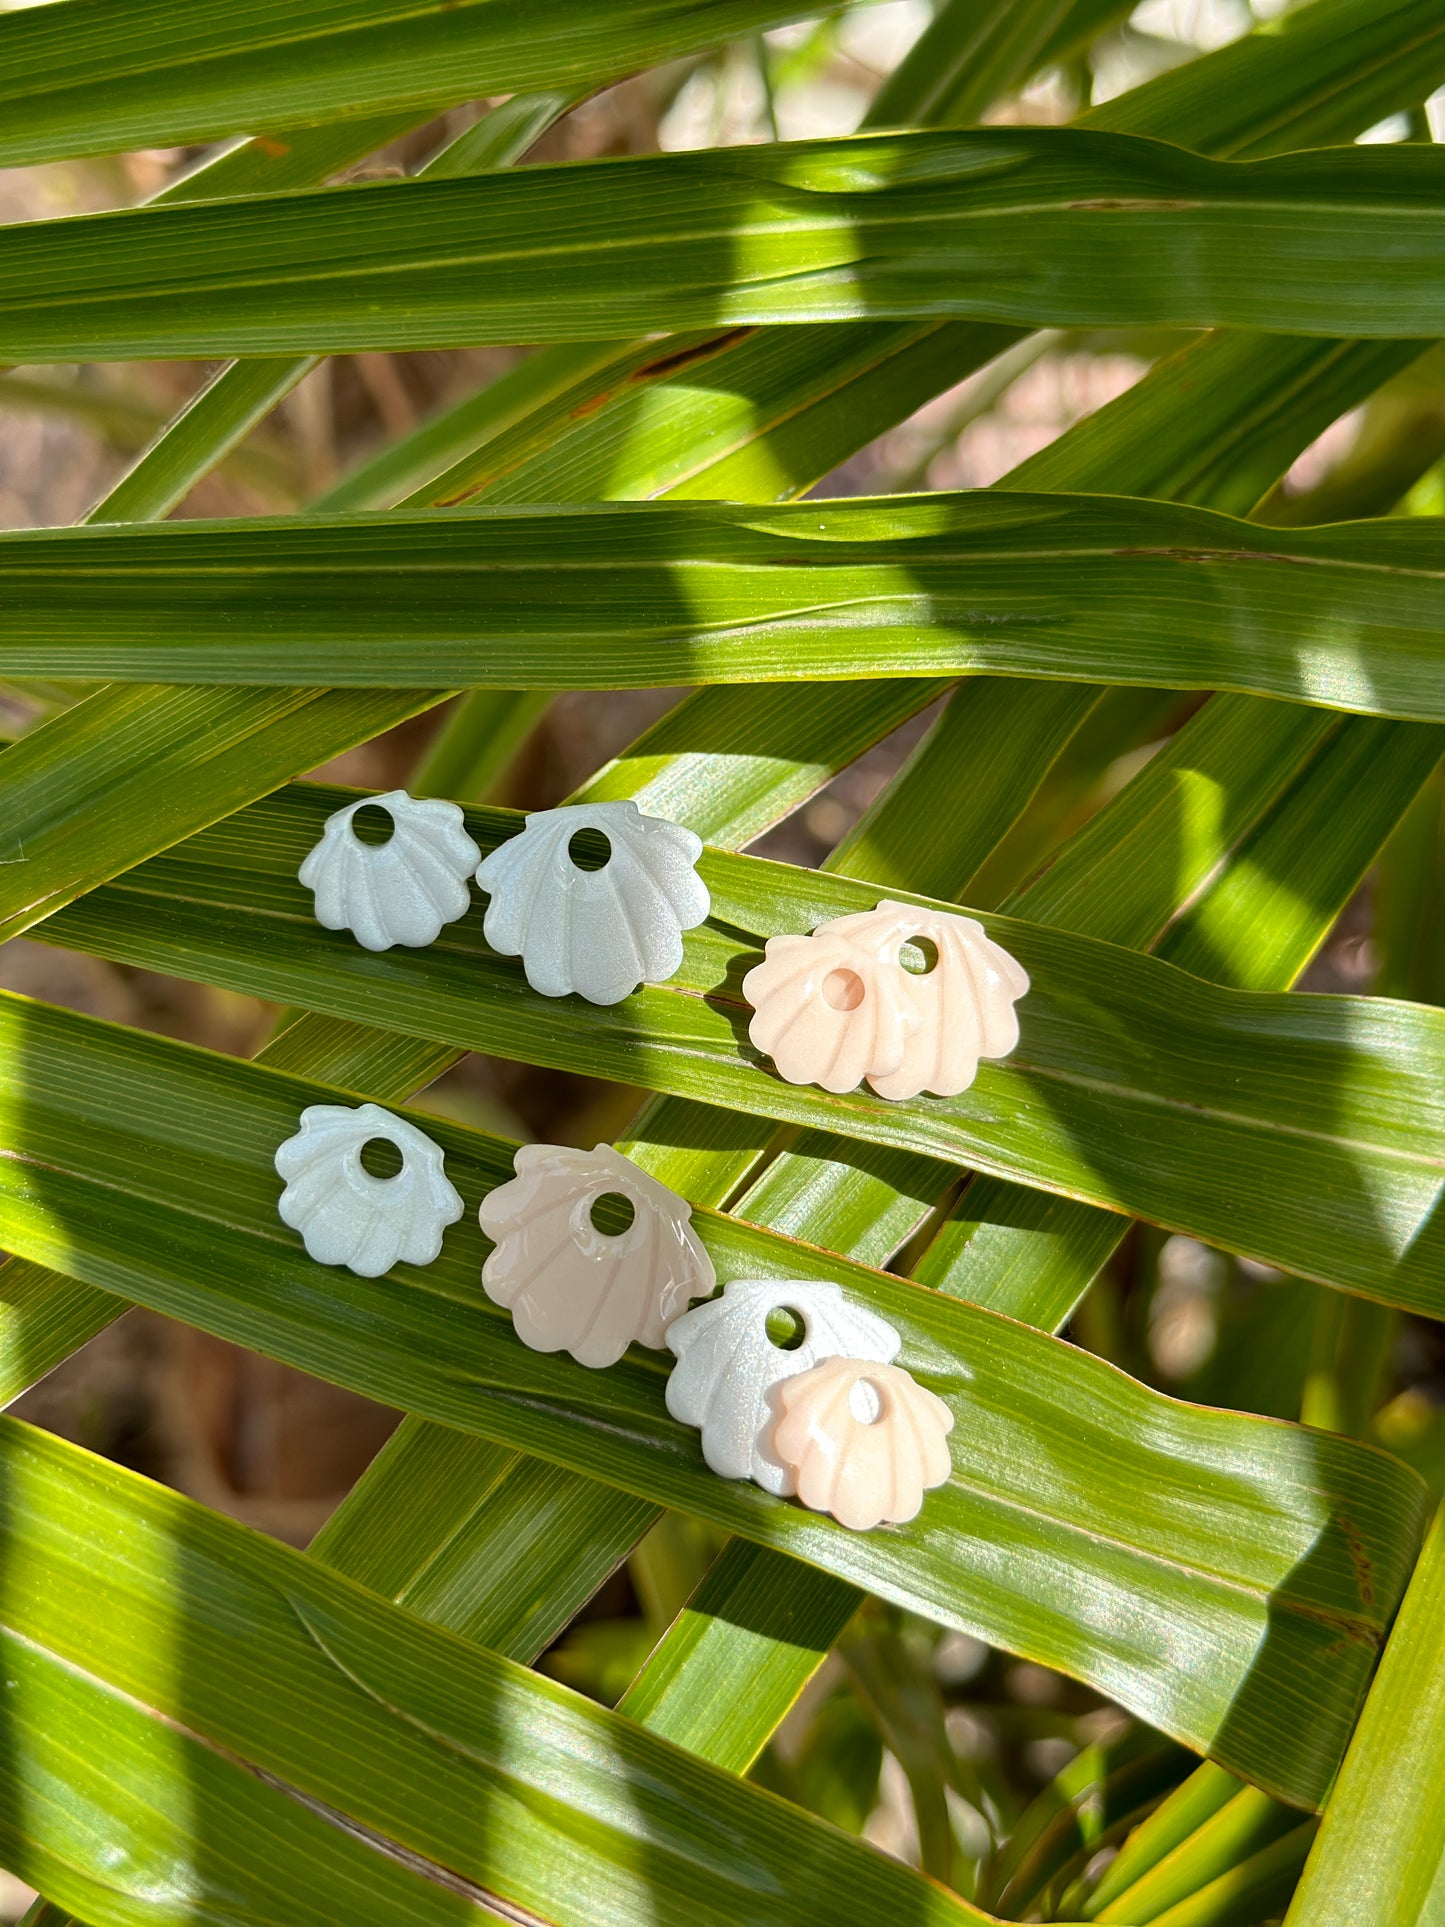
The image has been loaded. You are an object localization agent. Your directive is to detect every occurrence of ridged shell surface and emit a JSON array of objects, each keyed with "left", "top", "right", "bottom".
[
  {"left": 769, "top": 1357, "right": 954, "bottom": 1531},
  {"left": 817, "top": 900, "right": 1030, "bottom": 1100},
  {"left": 479, "top": 1144, "right": 715, "bottom": 1368},
  {"left": 664, "top": 1279, "right": 900, "bottom": 1494},
  {"left": 275, "top": 1102, "right": 465, "bottom": 1277},
  {"left": 740, "top": 930, "right": 918, "bottom": 1093},
  {"left": 476, "top": 801, "right": 709, "bottom": 1005},
  {"left": 299, "top": 789, "right": 481, "bottom": 952}
]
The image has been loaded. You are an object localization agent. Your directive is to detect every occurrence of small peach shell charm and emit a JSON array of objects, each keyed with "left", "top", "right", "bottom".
[
  {"left": 825, "top": 900, "right": 1030, "bottom": 1100},
  {"left": 479, "top": 1144, "right": 715, "bottom": 1368},
  {"left": 742, "top": 899, "right": 1028, "bottom": 1100},
  {"left": 664, "top": 1278, "right": 900, "bottom": 1493},
  {"left": 740, "top": 930, "right": 919, "bottom": 1094},
  {"left": 768, "top": 1357, "right": 954, "bottom": 1531}
]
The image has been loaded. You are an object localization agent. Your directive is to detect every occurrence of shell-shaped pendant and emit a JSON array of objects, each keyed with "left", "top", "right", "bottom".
[
  {"left": 822, "top": 900, "right": 1030, "bottom": 1100},
  {"left": 664, "top": 1279, "right": 900, "bottom": 1493},
  {"left": 768, "top": 1356, "right": 954, "bottom": 1531},
  {"left": 479, "top": 1144, "right": 715, "bottom": 1368},
  {"left": 299, "top": 790, "right": 481, "bottom": 952},
  {"left": 740, "top": 930, "right": 919, "bottom": 1094},
  {"left": 475, "top": 801, "right": 709, "bottom": 1005},
  {"left": 275, "top": 1102, "right": 465, "bottom": 1277}
]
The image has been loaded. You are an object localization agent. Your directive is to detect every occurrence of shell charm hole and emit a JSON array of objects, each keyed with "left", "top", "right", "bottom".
[
  {"left": 298, "top": 789, "right": 481, "bottom": 952},
  {"left": 567, "top": 827, "right": 613, "bottom": 872},
  {"left": 589, "top": 1189, "right": 636, "bottom": 1236},
  {"left": 359, "top": 1136, "right": 405, "bottom": 1180},
  {"left": 480, "top": 1144, "right": 715, "bottom": 1368},
  {"left": 476, "top": 800, "right": 709, "bottom": 1005},
  {"left": 900, "top": 936, "right": 939, "bottom": 975},
  {"left": 822, "top": 967, "right": 866, "bottom": 1013},
  {"left": 765, "top": 1305, "right": 808, "bottom": 1351},
  {"left": 351, "top": 803, "right": 396, "bottom": 848},
  {"left": 275, "top": 1102, "right": 464, "bottom": 1277},
  {"left": 743, "top": 899, "right": 1029, "bottom": 1099},
  {"left": 849, "top": 1376, "right": 886, "bottom": 1425}
]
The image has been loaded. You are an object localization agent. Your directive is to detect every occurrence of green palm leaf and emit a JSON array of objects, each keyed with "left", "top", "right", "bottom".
[
  {"left": 0, "top": 988, "right": 1425, "bottom": 1808},
  {"left": 0, "top": 0, "right": 841, "bottom": 168},
  {"left": 4, "top": 496, "right": 1444, "bottom": 720},
  {"left": 36, "top": 784, "right": 1445, "bottom": 1308},
  {"left": 5, "top": 132, "right": 1445, "bottom": 359}
]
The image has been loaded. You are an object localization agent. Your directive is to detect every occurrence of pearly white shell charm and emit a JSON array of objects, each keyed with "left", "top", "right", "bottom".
[
  {"left": 821, "top": 900, "right": 1030, "bottom": 1100},
  {"left": 299, "top": 790, "right": 481, "bottom": 952},
  {"left": 475, "top": 800, "right": 709, "bottom": 1005},
  {"left": 275, "top": 1103, "right": 465, "bottom": 1277},
  {"left": 768, "top": 1357, "right": 954, "bottom": 1531},
  {"left": 664, "top": 1279, "right": 900, "bottom": 1494},
  {"left": 479, "top": 1144, "right": 716, "bottom": 1368},
  {"left": 740, "top": 929, "right": 919, "bottom": 1094}
]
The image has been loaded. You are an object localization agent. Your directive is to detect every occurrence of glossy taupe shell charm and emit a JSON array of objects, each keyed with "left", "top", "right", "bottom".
[
  {"left": 768, "top": 1357, "right": 954, "bottom": 1531},
  {"left": 479, "top": 1144, "right": 716, "bottom": 1368},
  {"left": 825, "top": 900, "right": 1030, "bottom": 1100},
  {"left": 742, "top": 899, "right": 1028, "bottom": 1099},
  {"left": 299, "top": 790, "right": 481, "bottom": 952},
  {"left": 664, "top": 1279, "right": 900, "bottom": 1494},
  {"left": 275, "top": 1103, "right": 465, "bottom": 1277},
  {"left": 476, "top": 801, "right": 709, "bottom": 1005}
]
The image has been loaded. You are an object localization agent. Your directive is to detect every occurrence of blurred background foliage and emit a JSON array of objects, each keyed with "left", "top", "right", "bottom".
[{"left": 1, "top": 1, "right": 1442, "bottom": 1919}]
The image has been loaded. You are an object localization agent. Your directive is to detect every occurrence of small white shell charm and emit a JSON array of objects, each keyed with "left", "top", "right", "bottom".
[
  {"left": 664, "top": 1279, "right": 900, "bottom": 1494},
  {"left": 299, "top": 790, "right": 481, "bottom": 952},
  {"left": 275, "top": 1102, "right": 465, "bottom": 1277},
  {"left": 741, "top": 899, "right": 1028, "bottom": 1100},
  {"left": 768, "top": 1357, "right": 954, "bottom": 1531},
  {"left": 475, "top": 800, "right": 709, "bottom": 1005},
  {"left": 479, "top": 1144, "right": 715, "bottom": 1368},
  {"left": 740, "top": 930, "right": 919, "bottom": 1094},
  {"left": 823, "top": 900, "right": 1030, "bottom": 1100}
]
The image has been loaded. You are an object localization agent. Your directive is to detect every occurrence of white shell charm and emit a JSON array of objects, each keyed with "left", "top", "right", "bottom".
[
  {"left": 299, "top": 790, "right": 481, "bottom": 952},
  {"left": 475, "top": 800, "right": 709, "bottom": 1005},
  {"left": 742, "top": 899, "right": 1028, "bottom": 1100},
  {"left": 768, "top": 1357, "right": 954, "bottom": 1531},
  {"left": 275, "top": 1103, "right": 465, "bottom": 1277},
  {"left": 664, "top": 1279, "right": 900, "bottom": 1494},
  {"left": 479, "top": 1144, "right": 716, "bottom": 1368}
]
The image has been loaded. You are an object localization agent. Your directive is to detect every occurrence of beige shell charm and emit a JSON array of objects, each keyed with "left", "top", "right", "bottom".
[
  {"left": 768, "top": 1357, "right": 954, "bottom": 1531},
  {"left": 742, "top": 900, "right": 1027, "bottom": 1100},
  {"left": 740, "top": 930, "right": 919, "bottom": 1094},
  {"left": 824, "top": 900, "right": 1030, "bottom": 1100},
  {"left": 479, "top": 1144, "right": 715, "bottom": 1368}
]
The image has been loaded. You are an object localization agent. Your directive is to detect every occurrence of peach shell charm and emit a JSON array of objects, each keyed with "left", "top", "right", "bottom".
[
  {"left": 479, "top": 1144, "right": 716, "bottom": 1368},
  {"left": 768, "top": 1357, "right": 954, "bottom": 1531},
  {"left": 825, "top": 900, "right": 1030, "bottom": 1101},
  {"left": 663, "top": 1279, "right": 900, "bottom": 1494},
  {"left": 739, "top": 929, "right": 918, "bottom": 1095},
  {"left": 741, "top": 900, "right": 1028, "bottom": 1100}
]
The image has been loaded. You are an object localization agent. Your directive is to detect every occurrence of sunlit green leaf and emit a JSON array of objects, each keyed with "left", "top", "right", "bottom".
[
  {"left": 0, "top": 990, "right": 1425, "bottom": 1807},
  {"left": 4, "top": 132, "right": 1445, "bottom": 360}
]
